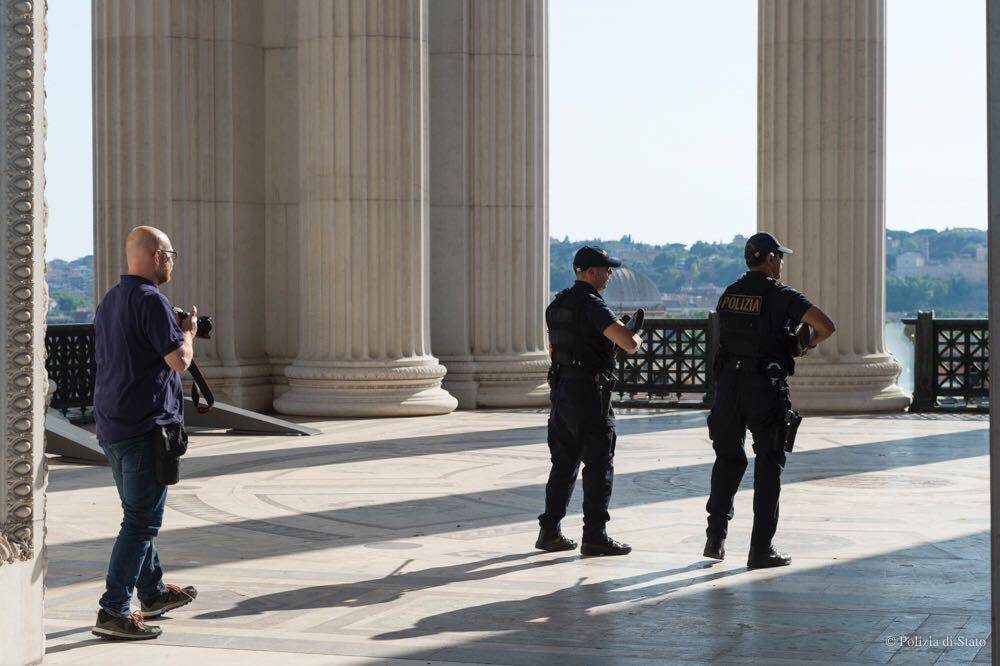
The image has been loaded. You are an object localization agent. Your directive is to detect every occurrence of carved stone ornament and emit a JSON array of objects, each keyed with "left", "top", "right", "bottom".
[{"left": 0, "top": 0, "right": 38, "bottom": 565}]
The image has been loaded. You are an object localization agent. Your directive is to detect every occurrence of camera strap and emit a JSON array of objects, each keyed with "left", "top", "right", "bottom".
[{"left": 188, "top": 361, "right": 214, "bottom": 414}]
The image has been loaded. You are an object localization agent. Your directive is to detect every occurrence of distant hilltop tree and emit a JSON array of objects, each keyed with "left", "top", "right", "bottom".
[{"left": 550, "top": 230, "right": 987, "bottom": 316}]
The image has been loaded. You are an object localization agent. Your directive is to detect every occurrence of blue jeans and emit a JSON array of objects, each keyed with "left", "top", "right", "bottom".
[{"left": 98, "top": 430, "right": 167, "bottom": 616}]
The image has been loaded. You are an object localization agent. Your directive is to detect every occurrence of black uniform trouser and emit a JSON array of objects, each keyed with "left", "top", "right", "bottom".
[
  {"left": 706, "top": 366, "right": 789, "bottom": 548},
  {"left": 539, "top": 378, "right": 616, "bottom": 540}
]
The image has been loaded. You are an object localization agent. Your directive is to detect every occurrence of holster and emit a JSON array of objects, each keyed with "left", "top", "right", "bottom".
[
  {"left": 783, "top": 409, "right": 802, "bottom": 452},
  {"left": 770, "top": 409, "right": 802, "bottom": 453},
  {"left": 547, "top": 365, "right": 561, "bottom": 390},
  {"left": 597, "top": 371, "right": 617, "bottom": 418},
  {"left": 153, "top": 422, "right": 189, "bottom": 486}
]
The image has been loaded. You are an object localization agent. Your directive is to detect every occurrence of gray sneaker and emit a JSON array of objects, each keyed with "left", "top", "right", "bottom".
[
  {"left": 141, "top": 583, "right": 198, "bottom": 618},
  {"left": 92, "top": 609, "right": 162, "bottom": 640}
]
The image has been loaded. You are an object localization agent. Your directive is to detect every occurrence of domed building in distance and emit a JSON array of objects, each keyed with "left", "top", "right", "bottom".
[{"left": 603, "top": 266, "right": 663, "bottom": 313}]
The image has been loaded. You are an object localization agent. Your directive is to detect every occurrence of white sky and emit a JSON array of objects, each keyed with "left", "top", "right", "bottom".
[{"left": 43, "top": 0, "right": 987, "bottom": 261}]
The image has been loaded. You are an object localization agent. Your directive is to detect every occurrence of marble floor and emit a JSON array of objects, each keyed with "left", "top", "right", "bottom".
[{"left": 41, "top": 409, "right": 992, "bottom": 664}]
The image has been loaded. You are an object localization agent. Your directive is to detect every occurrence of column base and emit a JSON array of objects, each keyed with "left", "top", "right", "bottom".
[
  {"left": 273, "top": 358, "right": 458, "bottom": 417},
  {"left": 787, "top": 353, "right": 912, "bottom": 413},
  {"left": 475, "top": 355, "right": 550, "bottom": 408},
  {"left": 440, "top": 354, "right": 551, "bottom": 409}
]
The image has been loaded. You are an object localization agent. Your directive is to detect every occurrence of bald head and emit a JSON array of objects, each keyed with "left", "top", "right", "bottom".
[
  {"left": 126, "top": 226, "right": 168, "bottom": 262},
  {"left": 126, "top": 226, "right": 175, "bottom": 285}
]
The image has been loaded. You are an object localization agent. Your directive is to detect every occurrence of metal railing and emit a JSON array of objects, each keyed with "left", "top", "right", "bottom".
[
  {"left": 904, "top": 311, "right": 989, "bottom": 412},
  {"left": 46, "top": 318, "right": 724, "bottom": 414},
  {"left": 50, "top": 312, "right": 986, "bottom": 414},
  {"left": 45, "top": 323, "right": 96, "bottom": 417},
  {"left": 614, "top": 313, "right": 718, "bottom": 408}
]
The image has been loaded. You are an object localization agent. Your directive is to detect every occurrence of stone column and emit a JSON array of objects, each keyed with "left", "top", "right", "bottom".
[
  {"left": 0, "top": 1, "right": 47, "bottom": 663},
  {"left": 274, "top": 0, "right": 456, "bottom": 416},
  {"left": 92, "top": 1, "right": 272, "bottom": 410},
  {"left": 262, "top": 0, "right": 300, "bottom": 400},
  {"left": 429, "top": 0, "right": 549, "bottom": 408},
  {"left": 758, "top": 0, "right": 910, "bottom": 412}
]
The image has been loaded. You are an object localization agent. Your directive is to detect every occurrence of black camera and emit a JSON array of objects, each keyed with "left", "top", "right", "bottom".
[{"left": 173, "top": 307, "right": 214, "bottom": 340}]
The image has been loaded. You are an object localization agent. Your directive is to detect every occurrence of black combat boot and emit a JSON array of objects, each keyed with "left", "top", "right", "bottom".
[
  {"left": 703, "top": 535, "right": 726, "bottom": 560},
  {"left": 580, "top": 534, "right": 631, "bottom": 557},
  {"left": 535, "top": 526, "right": 578, "bottom": 552},
  {"left": 747, "top": 544, "right": 792, "bottom": 569}
]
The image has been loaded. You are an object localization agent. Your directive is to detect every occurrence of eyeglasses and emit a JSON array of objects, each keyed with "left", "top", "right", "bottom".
[{"left": 158, "top": 249, "right": 177, "bottom": 263}]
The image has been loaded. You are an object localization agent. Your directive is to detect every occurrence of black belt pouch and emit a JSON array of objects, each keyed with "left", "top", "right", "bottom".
[{"left": 153, "top": 422, "right": 188, "bottom": 486}]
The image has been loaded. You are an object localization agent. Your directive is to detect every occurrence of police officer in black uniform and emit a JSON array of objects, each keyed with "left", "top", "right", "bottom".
[
  {"left": 536, "top": 246, "right": 643, "bottom": 557},
  {"left": 704, "top": 232, "right": 836, "bottom": 568}
]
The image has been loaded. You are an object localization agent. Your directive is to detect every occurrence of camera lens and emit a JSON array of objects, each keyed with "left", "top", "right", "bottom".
[{"left": 196, "top": 316, "right": 213, "bottom": 340}]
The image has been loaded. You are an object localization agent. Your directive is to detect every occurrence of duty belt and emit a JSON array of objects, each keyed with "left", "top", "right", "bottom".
[
  {"left": 554, "top": 364, "right": 617, "bottom": 418},
  {"left": 557, "top": 365, "right": 604, "bottom": 382},
  {"left": 724, "top": 357, "right": 762, "bottom": 373}
]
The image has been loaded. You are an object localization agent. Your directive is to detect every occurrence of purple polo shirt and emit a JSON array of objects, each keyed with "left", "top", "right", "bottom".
[{"left": 93, "top": 275, "right": 185, "bottom": 443}]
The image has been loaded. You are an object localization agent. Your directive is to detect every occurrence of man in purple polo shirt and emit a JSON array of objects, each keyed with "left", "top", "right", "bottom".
[{"left": 91, "top": 226, "right": 200, "bottom": 641}]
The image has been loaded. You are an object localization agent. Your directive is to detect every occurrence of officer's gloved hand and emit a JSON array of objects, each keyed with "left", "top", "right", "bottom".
[
  {"left": 626, "top": 308, "right": 644, "bottom": 334},
  {"left": 792, "top": 323, "right": 812, "bottom": 357}
]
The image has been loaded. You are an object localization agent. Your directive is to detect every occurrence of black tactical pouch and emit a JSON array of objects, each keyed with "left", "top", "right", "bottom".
[{"left": 153, "top": 422, "right": 188, "bottom": 486}]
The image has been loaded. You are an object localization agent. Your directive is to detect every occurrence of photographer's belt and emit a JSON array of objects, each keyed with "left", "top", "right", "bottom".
[{"left": 188, "top": 361, "right": 215, "bottom": 414}]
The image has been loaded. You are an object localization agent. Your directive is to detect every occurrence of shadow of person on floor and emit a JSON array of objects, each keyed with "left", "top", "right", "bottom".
[
  {"left": 194, "top": 551, "right": 581, "bottom": 619},
  {"left": 370, "top": 532, "right": 993, "bottom": 664},
  {"left": 44, "top": 632, "right": 107, "bottom": 655},
  {"left": 370, "top": 560, "right": 742, "bottom": 642}
]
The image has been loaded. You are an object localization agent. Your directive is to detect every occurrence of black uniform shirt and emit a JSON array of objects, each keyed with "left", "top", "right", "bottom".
[
  {"left": 571, "top": 281, "right": 618, "bottom": 372},
  {"left": 720, "top": 271, "right": 814, "bottom": 369},
  {"left": 750, "top": 272, "right": 814, "bottom": 333}
]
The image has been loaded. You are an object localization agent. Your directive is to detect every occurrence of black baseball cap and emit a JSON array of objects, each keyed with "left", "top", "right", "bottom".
[
  {"left": 745, "top": 232, "right": 793, "bottom": 266},
  {"left": 573, "top": 245, "right": 623, "bottom": 270}
]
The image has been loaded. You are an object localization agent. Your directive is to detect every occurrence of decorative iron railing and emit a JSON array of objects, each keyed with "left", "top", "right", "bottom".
[
  {"left": 614, "top": 313, "right": 718, "bottom": 407},
  {"left": 45, "top": 323, "right": 97, "bottom": 417},
  {"left": 904, "top": 311, "right": 989, "bottom": 412},
  {"left": 44, "top": 318, "right": 723, "bottom": 415},
  {"left": 50, "top": 312, "right": 985, "bottom": 414}
]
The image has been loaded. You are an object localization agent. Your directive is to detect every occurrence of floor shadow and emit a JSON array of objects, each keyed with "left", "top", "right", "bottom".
[
  {"left": 373, "top": 562, "right": 743, "bottom": 642},
  {"left": 194, "top": 551, "right": 583, "bottom": 619},
  {"left": 372, "top": 532, "right": 992, "bottom": 664},
  {"left": 48, "top": 410, "right": 710, "bottom": 489},
  {"left": 44, "top": 636, "right": 106, "bottom": 655},
  {"left": 46, "top": 426, "right": 988, "bottom": 578},
  {"left": 45, "top": 626, "right": 92, "bottom": 641}
]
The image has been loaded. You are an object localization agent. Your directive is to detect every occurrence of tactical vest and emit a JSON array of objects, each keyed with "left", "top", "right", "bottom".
[
  {"left": 546, "top": 286, "right": 587, "bottom": 367},
  {"left": 717, "top": 273, "right": 785, "bottom": 362}
]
